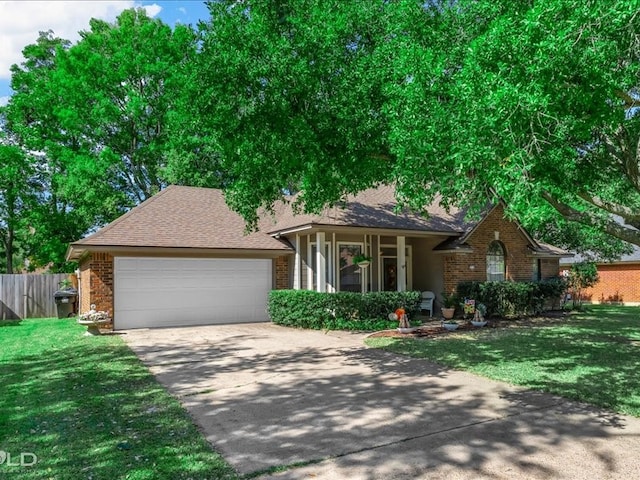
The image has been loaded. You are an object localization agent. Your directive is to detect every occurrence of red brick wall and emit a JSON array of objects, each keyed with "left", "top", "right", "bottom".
[
  {"left": 78, "top": 252, "right": 114, "bottom": 318},
  {"left": 79, "top": 260, "right": 92, "bottom": 314},
  {"left": 443, "top": 205, "right": 559, "bottom": 292},
  {"left": 275, "top": 255, "right": 289, "bottom": 289},
  {"left": 541, "top": 259, "right": 560, "bottom": 279},
  {"left": 563, "top": 263, "right": 640, "bottom": 304}
]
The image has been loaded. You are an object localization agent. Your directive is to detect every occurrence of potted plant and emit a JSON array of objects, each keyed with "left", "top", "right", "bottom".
[
  {"left": 77, "top": 304, "right": 111, "bottom": 336},
  {"left": 471, "top": 303, "right": 488, "bottom": 327},
  {"left": 441, "top": 291, "right": 458, "bottom": 319},
  {"left": 442, "top": 320, "right": 459, "bottom": 331},
  {"left": 352, "top": 253, "right": 372, "bottom": 268}
]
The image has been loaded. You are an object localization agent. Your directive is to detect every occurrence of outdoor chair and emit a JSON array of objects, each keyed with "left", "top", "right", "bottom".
[{"left": 420, "top": 291, "right": 435, "bottom": 317}]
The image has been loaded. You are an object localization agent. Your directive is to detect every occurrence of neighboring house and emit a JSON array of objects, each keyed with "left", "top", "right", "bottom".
[
  {"left": 66, "top": 185, "right": 567, "bottom": 329},
  {"left": 560, "top": 246, "right": 640, "bottom": 305}
]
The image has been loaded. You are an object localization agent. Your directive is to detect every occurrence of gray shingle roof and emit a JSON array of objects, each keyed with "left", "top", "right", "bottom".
[
  {"left": 263, "top": 185, "right": 474, "bottom": 234},
  {"left": 68, "top": 184, "right": 567, "bottom": 259},
  {"left": 69, "top": 186, "right": 292, "bottom": 253},
  {"left": 560, "top": 244, "right": 640, "bottom": 264}
]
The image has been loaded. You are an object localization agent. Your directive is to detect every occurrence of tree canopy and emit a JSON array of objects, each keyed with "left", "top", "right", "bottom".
[
  {"left": 186, "top": 0, "right": 640, "bottom": 257},
  {"left": 3, "top": 1, "right": 640, "bottom": 270},
  {"left": 1, "top": 9, "right": 198, "bottom": 270}
]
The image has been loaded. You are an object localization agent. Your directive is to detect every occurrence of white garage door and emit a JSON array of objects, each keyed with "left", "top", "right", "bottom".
[{"left": 114, "top": 257, "right": 272, "bottom": 329}]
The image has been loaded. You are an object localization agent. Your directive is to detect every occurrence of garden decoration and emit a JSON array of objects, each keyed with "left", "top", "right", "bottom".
[
  {"left": 78, "top": 304, "right": 111, "bottom": 336},
  {"left": 463, "top": 299, "right": 476, "bottom": 317},
  {"left": 471, "top": 303, "right": 487, "bottom": 327},
  {"left": 392, "top": 307, "right": 415, "bottom": 333}
]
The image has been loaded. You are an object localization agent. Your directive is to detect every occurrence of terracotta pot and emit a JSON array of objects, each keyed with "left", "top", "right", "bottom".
[{"left": 441, "top": 307, "right": 455, "bottom": 320}]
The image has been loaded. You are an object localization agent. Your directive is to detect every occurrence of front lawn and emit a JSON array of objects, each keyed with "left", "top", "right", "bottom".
[
  {"left": 0, "top": 318, "right": 237, "bottom": 480},
  {"left": 366, "top": 305, "right": 640, "bottom": 417}
]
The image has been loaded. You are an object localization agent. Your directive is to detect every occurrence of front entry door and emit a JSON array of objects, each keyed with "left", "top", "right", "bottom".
[
  {"left": 380, "top": 245, "right": 412, "bottom": 291},
  {"left": 382, "top": 257, "right": 397, "bottom": 291}
]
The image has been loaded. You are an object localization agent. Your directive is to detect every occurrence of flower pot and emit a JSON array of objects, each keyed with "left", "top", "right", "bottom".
[
  {"left": 471, "top": 320, "right": 487, "bottom": 327},
  {"left": 397, "top": 327, "right": 417, "bottom": 334},
  {"left": 356, "top": 260, "right": 370, "bottom": 268},
  {"left": 441, "top": 307, "right": 455, "bottom": 320},
  {"left": 442, "top": 323, "right": 458, "bottom": 331}
]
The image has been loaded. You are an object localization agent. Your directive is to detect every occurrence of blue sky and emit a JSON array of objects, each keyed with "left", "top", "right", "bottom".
[{"left": 0, "top": 1, "right": 211, "bottom": 104}]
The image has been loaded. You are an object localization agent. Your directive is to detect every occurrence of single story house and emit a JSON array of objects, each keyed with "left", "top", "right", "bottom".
[
  {"left": 66, "top": 185, "right": 567, "bottom": 329},
  {"left": 560, "top": 246, "right": 640, "bottom": 305}
]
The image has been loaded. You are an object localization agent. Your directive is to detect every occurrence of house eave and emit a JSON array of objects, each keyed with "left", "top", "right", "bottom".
[
  {"left": 432, "top": 247, "right": 474, "bottom": 254},
  {"left": 531, "top": 252, "right": 573, "bottom": 259},
  {"left": 66, "top": 244, "right": 293, "bottom": 261},
  {"left": 271, "top": 223, "right": 460, "bottom": 238}
]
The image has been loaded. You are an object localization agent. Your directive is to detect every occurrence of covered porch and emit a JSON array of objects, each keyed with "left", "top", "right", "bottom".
[{"left": 286, "top": 228, "right": 450, "bottom": 295}]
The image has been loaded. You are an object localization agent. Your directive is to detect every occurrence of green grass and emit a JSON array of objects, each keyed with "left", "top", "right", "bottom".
[
  {"left": 366, "top": 305, "right": 640, "bottom": 417},
  {"left": 0, "top": 318, "right": 237, "bottom": 480}
]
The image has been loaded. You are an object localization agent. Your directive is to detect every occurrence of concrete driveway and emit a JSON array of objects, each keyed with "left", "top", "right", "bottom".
[{"left": 123, "top": 323, "right": 640, "bottom": 479}]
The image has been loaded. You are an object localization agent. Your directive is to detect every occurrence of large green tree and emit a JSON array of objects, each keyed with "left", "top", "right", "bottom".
[
  {"left": 188, "top": 0, "right": 640, "bottom": 257},
  {"left": 0, "top": 144, "right": 35, "bottom": 273},
  {"left": 4, "top": 9, "right": 197, "bottom": 269}
]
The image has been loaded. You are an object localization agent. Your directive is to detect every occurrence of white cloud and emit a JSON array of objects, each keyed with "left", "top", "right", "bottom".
[
  {"left": 144, "top": 3, "right": 162, "bottom": 17},
  {"left": 0, "top": 95, "right": 9, "bottom": 106},
  {"left": 0, "top": 1, "right": 162, "bottom": 81}
]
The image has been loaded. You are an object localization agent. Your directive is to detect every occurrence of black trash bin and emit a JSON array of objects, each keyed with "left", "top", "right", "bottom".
[{"left": 54, "top": 289, "right": 78, "bottom": 318}]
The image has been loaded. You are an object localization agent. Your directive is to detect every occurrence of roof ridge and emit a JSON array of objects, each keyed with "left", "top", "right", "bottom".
[{"left": 74, "top": 186, "right": 176, "bottom": 245}]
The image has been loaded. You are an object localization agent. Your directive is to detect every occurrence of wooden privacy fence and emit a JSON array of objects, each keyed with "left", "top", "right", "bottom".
[{"left": 0, "top": 274, "right": 69, "bottom": 319}]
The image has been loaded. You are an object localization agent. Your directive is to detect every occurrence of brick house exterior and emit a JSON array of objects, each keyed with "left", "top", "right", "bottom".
[
  {"left": 78, "top": 252, "right": 114, "bottom": 326},
  {"left": 442, "top": 205, "right": 560, "bottom": 292},
  {"left": 275, "top": 256, "right": 290, "bottom": 290},
  {"left": 560, "top": 246, "right": 640, "bottom": 305},
  {"left": 68, "top": 185, "right": 567, "bottom": 329}
]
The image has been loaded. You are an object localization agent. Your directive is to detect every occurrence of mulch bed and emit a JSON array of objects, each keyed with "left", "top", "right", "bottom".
[{"left": 368, "top": 311, "right": 571, "bottom": 339}]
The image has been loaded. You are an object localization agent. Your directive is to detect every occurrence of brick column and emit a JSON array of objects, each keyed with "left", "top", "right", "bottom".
[{"left": 275, "top": 256, "right": 290, "bottom": 289}]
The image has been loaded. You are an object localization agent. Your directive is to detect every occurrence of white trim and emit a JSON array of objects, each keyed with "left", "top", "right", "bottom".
[
  {"left": 377, "top": 235, "right": 381, "bottom": 292},
  {"left": 397, "top": 236, "right": 406, "bottom": 291},
  {"left": 316, "top": 232, "right": 326, "bottom": 292},
  {"left": 306, "top": 234, "right": 313, "bottom": 290},
  {"left": 293, "top": 234, "right": 301, "bottom": 289},
  {"left": 379, "top": 243, "right": 413, "bottom": 291},
  {"left": 363, "top": 233, "right": 368, "bottom": 293},
  {"left": 331, "top": 233, "right": 336, "bottom": 292},
  {"left": 336, "top": 241, "right": 364, "bottom": 292}
]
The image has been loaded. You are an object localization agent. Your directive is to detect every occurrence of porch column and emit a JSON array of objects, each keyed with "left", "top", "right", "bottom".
[
  {"left": 293, "top": 234, "right": 301, "bottom": 290},
  {"left": 363, "top": 233, "right": 368, "bottom": 293},
  {"left": 316, "top": 232, "right": 326, "bottom": 292},
  {"left": 307, "top": 234, "right": 313, "bottom": 290},
  {"left": 397, "top": 236, "right": 406, "bottom": 291}
]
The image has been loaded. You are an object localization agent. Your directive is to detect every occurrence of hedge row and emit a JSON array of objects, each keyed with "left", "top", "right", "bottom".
[
  {"left": 268, "top": 290, "right": 421, "bottom": 330},
  {"left": 456, "top": 278, "right": 567, "bottom": 318}
]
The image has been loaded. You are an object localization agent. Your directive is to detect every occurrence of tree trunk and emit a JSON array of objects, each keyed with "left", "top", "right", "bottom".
[{"left": 5, "top": 227, "right": 14, "bottom": 274}]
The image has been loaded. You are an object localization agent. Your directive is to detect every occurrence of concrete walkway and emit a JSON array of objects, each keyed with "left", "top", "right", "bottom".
[{"left": 123, "top": 323, "right": 640, "bottom": 479}]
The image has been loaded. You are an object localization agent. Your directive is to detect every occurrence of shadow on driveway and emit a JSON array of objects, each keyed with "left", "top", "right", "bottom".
[{"left": 123, "top": 323, "right": 640, "bottom": 479}]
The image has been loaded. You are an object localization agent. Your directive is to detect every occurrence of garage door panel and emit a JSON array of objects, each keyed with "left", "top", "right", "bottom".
[{"left": 114, "top": 257, "right": 272, "bottom": 329}]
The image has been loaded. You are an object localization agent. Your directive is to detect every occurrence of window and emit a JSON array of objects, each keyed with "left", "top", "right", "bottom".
[
  {"left": 486, "top": 241, "right": 506, "bottom": 281},
  {"left": 532, "top": 258, "right": 541, "bottom": 281},
  {"left": 337, "top": 243, "right": 363, "bottom": 292}
]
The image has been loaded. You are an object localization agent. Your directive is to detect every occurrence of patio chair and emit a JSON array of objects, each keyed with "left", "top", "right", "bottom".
[{"left": 420, "top": 291, "right": 435, "bottom": 317}]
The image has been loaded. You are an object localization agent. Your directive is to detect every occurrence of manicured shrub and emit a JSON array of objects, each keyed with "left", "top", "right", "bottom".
[
  {"left": 267, "top": 290, "right": 421, "bottom": 330},
  {"left": 456, "top": 278, "right": 567, "bottom": 318}
]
